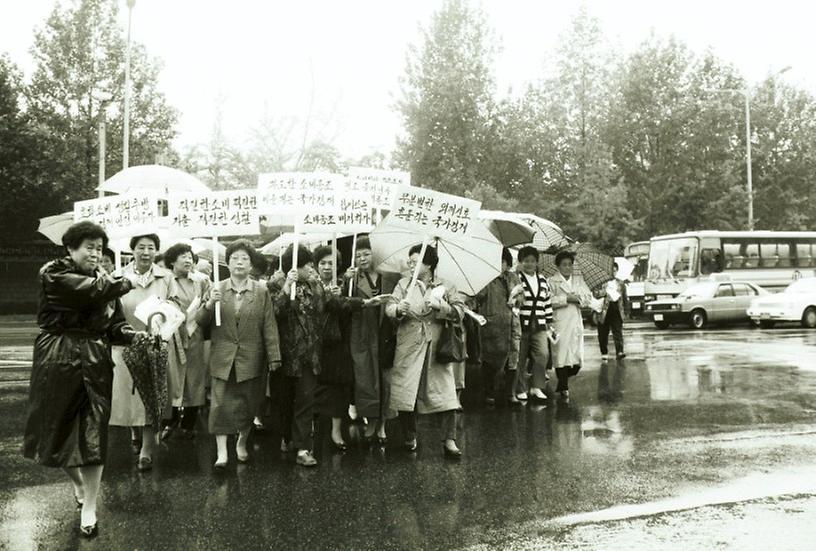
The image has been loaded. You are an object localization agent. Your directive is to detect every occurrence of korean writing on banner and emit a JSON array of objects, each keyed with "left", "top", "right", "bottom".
[
  {"left": 167, "top": 190, "right": 260, "bottom": 237},
  {"left": 257, "top": 172, "right": 342, "bottom": 215},
  {"left": 389, "top": 185, "right": 481, "bottom": 241},
  {"left": 345, "top": 167, "right": 411, "bottom": 210},
  {"left": 74, "top": 193, "right": 160, "bottom": 239},
  {"left": 298, "top": 192, "right": 374, "bottom": 233}
]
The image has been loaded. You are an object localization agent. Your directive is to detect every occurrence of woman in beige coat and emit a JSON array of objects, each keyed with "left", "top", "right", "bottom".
[{"left": 385, "top": 244, "right": 465, "bottom": 459}]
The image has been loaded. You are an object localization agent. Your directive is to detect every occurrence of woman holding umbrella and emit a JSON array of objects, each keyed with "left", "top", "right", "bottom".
[
  {"left": 23, "top": 221, "right": 140, "bottom": 537},
  {"left": 547, "top": 251, "right": 592, "bottom": 399},
  {"left": 109, "top": 233, "right": 172, "bottom": 472},
  {"left": 385, "top": 244, "right": 466, "bottom": 459}
]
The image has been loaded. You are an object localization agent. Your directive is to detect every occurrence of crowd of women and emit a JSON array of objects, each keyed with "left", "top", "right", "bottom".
[{"left": 21, "top": 221, "right": 607, "bottom": 538}]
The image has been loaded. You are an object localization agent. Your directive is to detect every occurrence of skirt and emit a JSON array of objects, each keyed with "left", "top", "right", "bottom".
[
  {"left": 314, "top": 382, "right": 351, "bottom": 418},
  {"left": 208, "top": 368, "right": 265, "bottom": 434}
]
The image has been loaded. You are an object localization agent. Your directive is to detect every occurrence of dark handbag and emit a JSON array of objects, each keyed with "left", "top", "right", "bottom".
[
  {"left": 379, "top": 316, "right": 398, "bottom": 371},
  {"left": 436, "top": 319, "right": 466, "bottom": 364}
]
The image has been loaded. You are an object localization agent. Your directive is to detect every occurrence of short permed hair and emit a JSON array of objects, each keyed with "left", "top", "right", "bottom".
[
  {"left": 517, "top": 246, "right": 539, "bottom": 263},
  {"left": 225, "top": 239, "right": 256, "bottom": 264},
  {"left": 408, "top": 243, "right": 439, "bottom": 271},
  {"left": 130, "top": 233, "right": 161, "bottom": 251},
  {"left": 62, "top": 221, "right": 108, "bottom": 251},
  {"left": 314, "top": 245, "right": 341, "bottom": 265},
  {"left": 281, "top": 244, "right": 314, "bottom": 272},
  {"left": 164, "top": 243, "right": 194, "bottom": 269},
  {"left": 555, "top": 250, "right": 576, "bottom": 267}
]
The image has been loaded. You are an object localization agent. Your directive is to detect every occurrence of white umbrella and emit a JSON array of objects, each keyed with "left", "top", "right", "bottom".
[
  {"left": 37, "top": 212, "right": 74, "bottom": 245},
  {"left": 369, "top": 214, "right": 502, "bottom": 297},
  {"left": 614, "top": 256, "right": 635, "bottom": 282},
  {"left": 98, "top": 165, "right": 209, "bottom": 195}
]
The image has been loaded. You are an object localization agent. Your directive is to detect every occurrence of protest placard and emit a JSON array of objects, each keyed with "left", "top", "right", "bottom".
[
  {"left": 257, "top": 172, "right": 342, "bottom": 215},
  {"left": 74, "top": 193, "right": 161, "bottom": 239},
  {"left": 345, "top": 168, "right": 411, "bottom": 211},
  {"left": 298, "top": 192, "right": 374, "bottom": 233},
  {"left": 167, "top": 190, "right": 260, "bottom": 238},
  {"left": 388, "top": 185, "right": 481, "bottom": 241}
]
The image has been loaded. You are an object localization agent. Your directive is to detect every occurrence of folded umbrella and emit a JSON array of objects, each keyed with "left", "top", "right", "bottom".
[
  {"left": 478, "top": 210, "right": 536, "bottom": 247},
  {"left": 123, "top": 330, "right": 169, "bottom": 431},
  {"left": 369, "top": 214, "right": 502, "bottom": 297}
]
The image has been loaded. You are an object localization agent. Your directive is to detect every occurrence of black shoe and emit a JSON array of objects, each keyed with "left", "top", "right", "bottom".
[
  {"left": 404, "top": 438, "right": 418, "bottom": 452},
  {"left": 74, "top": 496, "right": 84, "bottom": 510},
  {"left": 160, "top": 425, "right": 174, "bottom": 441},
  {"left": 331, "top": 439, "right": 349, "bottom": 452},
  {"left": 213, "top": 460, "right": 228, "bottom": 473},
  {"left": 80, "top": 522, "right": 98, "bottom": 539},
  {"left": 137, "top": 457, "right": 153, "bottom": 472},
  {"left": 130, "top": 439, "right": 141, "bottom": 455},
  {"left": 376, "top": 436, "right": 388, "bottom": 447},
  {"left": 443, "top": 443, "right": 463, "bottom": 460},
  {"left": 616, "top": 352, "right": 626, "bottom": 359}
]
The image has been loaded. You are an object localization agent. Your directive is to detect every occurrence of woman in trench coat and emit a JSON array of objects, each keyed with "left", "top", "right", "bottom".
[
  {"left": 109, "top": 233, "right": 172, "bottom": 472},
  {"left": 547, "top": 251, "right": 592, "bottom": 398},
  {"left": 161, "top": 243, "right": 210, "bottom": 440},
  {"left": 385, "top": 244, "right": 466, "bottom": 459},
  {"left": 23, "top": 221, "right": 138, "bottom": 537}
]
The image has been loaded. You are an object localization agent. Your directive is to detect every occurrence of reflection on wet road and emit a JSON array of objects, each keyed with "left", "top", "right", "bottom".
[{"left": 1, "top": 325, "right": 815, "bottom": 549}]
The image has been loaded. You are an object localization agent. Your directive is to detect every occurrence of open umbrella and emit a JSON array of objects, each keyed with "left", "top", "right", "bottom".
[
  {"left": 259, "top": 232, "right": 342, "bottom": 256},
  {"left": 369, "top": 214, "right": 502, "bottom": 297},
  {"left": 98, "top": 165, "right": 209, "bottom": 195},
  {"left": 539, "top": 243, "right": 614, "bottom": 291},
  {"left": 516, "top": 214, "right": 571, "bottom": 252},
  {"left": 478, "top": 210, "right": 536, "bottom": 247},
  {"left": 38, "top": 212, "right": 74, "bottom": 245}
]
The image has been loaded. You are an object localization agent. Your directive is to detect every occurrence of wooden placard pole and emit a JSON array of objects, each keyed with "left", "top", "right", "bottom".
[
  {"left": 347, "top": 233, "right": 358, "bottom": 297},
  {"left": 290, "top": 232, "right": 299, "bottom": 301},
  {"left": 213, "top": 237, "right": 221, "bottom": 326},
  {"left": 407, "top": 236, "right": 429, "bottom": 295},
  {"left": 332, "top": 233, "right": 338, "bottom": 284}
]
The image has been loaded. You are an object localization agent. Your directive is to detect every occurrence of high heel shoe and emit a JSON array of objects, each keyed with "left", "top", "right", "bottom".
[
  {"left": 330, "top": 439, "right": 348, "bottom": 452},
  {"left": 404, "top": 438, "right": 418, "bottom": 452},
  {"left": 213, "top": 459, "right": 228, "bottom": 472},
  {"left": 376, "top": 436, "right": 388, "bottom": 447},
  {"left": 443, "top": 442, "right": 463, "bottom": 460},
  {"left": 74, "top": 496, "right": 84, "bottom": 510},
  {"left": 80, "top": 522, "right": 98, "bottom": 539}
]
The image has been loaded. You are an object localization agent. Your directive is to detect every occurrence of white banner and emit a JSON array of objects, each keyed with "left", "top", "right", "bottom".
[
  {"left": 389, "top": 185, "right": 481, "bottom": 241},
  {"left": 74, "top": 193, "right": 161, "bottom": 239},
  {"left": 345, "top": 167, "right": 411, "bottom": 210},
  {"left": 298, "top": 191, "right": 374, "bottom": 233},
  {"left": 257, "top": 172, "right": 342, "bottom": 215},
  {"left": 167, "top": 190, "right": 260, "bottom": 237}
]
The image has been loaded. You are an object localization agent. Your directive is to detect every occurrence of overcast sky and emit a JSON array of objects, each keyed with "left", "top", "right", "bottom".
[{"left": 2, "top": 1, "right": 815, "bottom": 160}]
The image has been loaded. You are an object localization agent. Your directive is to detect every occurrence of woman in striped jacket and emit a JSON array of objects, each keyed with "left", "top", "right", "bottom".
[{"left": 513, "top": 246, "right": 555, "bottom": 403}]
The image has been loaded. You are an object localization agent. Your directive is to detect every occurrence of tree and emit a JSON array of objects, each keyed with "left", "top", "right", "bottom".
[
  {"left": 395, "top": 0, "right": 508, "bottom": 204},
  {"left": 27, "top": 0, "right": 178, "bottom": 202},
  {"left": 0, "top": 55, "right": 59, "bottom": 240}
]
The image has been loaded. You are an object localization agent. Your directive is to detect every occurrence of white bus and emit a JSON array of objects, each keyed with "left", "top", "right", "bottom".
[
  {"left": 644, "top": 231, "right": 816, "bottom": 301},
  {"left": 623, "top": 241, "right": 650, "bottom": 316}
]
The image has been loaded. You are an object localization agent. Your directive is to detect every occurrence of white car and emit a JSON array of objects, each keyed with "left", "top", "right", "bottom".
[{"left": 748, "top": 278, "right": 816, "bottom": 329}]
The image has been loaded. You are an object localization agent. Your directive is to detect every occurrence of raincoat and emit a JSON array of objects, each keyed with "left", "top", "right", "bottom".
[
  {"left": 22, "top": 258, "right": 135, "bottom": 467},
  {"left": 473, "top": 270, "right": 522, "bottom": 370},
  {"left": 548, "top": 272, "right": 592, "bottom": 368}
]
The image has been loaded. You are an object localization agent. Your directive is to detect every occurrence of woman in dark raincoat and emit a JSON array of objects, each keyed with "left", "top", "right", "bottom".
[{"left": 22, "top": 221, "right": 138, "bottom": 538}]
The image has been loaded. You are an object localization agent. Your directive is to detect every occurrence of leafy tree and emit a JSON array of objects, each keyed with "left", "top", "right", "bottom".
[
  {"left": 27, "top": 0, "right": 178, "bottom": 202},
  {"left": 395, "top": 0, "right": 509, "bottom": 205}
]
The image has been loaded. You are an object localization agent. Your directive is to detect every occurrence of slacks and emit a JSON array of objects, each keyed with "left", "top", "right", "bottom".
[
  {"left": 514, "top": 327, "right": 551, "bottom": 394},
  {"left": 398, "top": 409, "right": 457, "bottom": 442},
  {"left": 598, "top": 303, "right": 624, "bottom": 356},
  {"left": 281, "top": 367, "right": 318, "bottom": 451}
]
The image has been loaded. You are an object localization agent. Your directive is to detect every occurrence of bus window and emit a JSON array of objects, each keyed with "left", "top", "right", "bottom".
[
  {"left": 760, "top": 243, "right": 780, "bottom": 268},
  {"left": 744, "top": 243, "right": 760, "bottom": 268},
  {"left": 796, "top": 243, "right": 813, "bottom": 268},
  {"left": 700, "top": 248, "right": 723, "bottom": 275},
  {"left": 649, "top": 238, "right": 698, "bottom": 280},
  {"left": 777, "top": 243, "right": 792, "bottom": 268},
  {"left": 724, "top": 242, "right": 743, "bottom": 269}
]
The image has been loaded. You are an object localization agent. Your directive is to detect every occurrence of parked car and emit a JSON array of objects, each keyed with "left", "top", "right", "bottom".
[
  {"left": 645, "top": 280, "right": 767, "bottom": 329},
  {"left": 747, "top": 277, "right": 816, "bottom": 329}
]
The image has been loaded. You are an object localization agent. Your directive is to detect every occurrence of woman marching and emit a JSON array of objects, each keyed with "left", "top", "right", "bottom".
[
  {"left": 198, "top": 239, "right": 281, "bottom": 471},
  {"left": 385, "top": 244, "right": 466, "bottom": 459},
  {"left": 161, "top": 243, "right": 211, "bottom": 440},
  {"left": 23, "top": 221, "right": 141, "bottom": 538},
  {"left": 346, "top": 237, "right": 399, "bottom": 444},
  {"left": 109, "top": 233, "right": 172, "bottom": 472},
  {"left": 547, "top": 251, "right": 592, "bottom": 399},
  {"left": 271, "top": 245, "right": 386, "bottom": 467}
]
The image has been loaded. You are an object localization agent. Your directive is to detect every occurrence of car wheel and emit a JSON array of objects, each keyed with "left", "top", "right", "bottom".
[
  {"left": 802, "top": 307, "right": 816, "bottom": 329},
  {"left": 689, "top": 309, "right": 707, "bottom": 330},
  {"left": 759, "top": 320, "right": 776, "bottom": 329},
  {"left": 749, "top": 319, "right": 761, "bottom": 329},
  {"left": 654, "top": 321, "right": 670, "bottom": 330}
]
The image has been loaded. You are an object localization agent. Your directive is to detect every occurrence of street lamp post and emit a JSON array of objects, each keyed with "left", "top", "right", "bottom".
[
  {"left": 123, "top": 0, "right": 135, "bottom": 170},
  {"left": 707, "top": 66, "right": 791, "bottom": 231}
]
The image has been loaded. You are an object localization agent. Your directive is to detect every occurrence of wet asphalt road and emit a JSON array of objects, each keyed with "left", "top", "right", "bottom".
[{"left": 1, "top": 321, "right": 816, "bottom": 550}]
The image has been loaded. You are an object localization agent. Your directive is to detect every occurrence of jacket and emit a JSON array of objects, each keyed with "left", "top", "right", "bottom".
[{"left": 198, "top": 278, "right": 281, "bottom": 383}]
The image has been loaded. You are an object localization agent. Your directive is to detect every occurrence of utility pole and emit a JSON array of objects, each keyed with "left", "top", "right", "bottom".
[{"left": 123, "top": 0, "right": 136, "bottom": 170}]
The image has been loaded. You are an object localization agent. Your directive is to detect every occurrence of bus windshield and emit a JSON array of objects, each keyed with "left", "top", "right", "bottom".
[{"left": 648, "top": 238, "right": 699, "bottom": 280}]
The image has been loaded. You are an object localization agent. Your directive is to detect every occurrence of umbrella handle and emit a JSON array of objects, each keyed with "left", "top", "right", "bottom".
[{"left": 147, "top": 312, "right": 167, "bottom": 336}]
